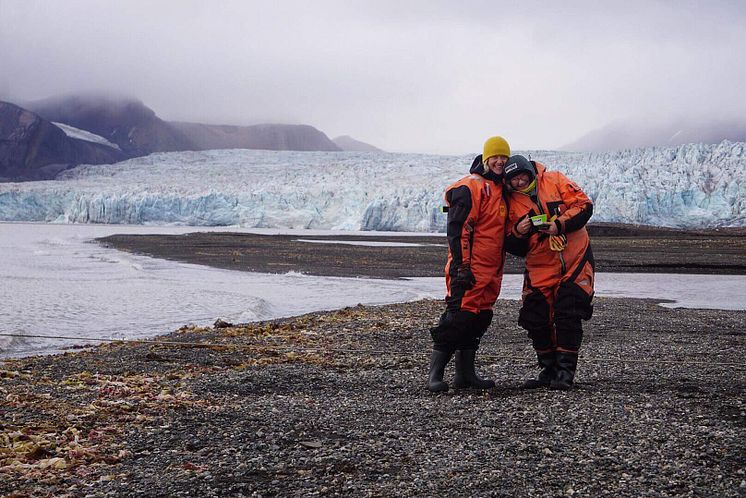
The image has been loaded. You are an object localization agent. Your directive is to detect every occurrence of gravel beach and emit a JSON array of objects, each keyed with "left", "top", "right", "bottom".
[
  {"left": 2, "top": 297, "right": 744, "bottom": 497},
  {"left": 2, "top": 226, "right": 745, "bottom": 496}
]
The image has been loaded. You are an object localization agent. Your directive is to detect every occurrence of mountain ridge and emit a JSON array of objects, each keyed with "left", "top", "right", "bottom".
[
  {"left": 563, "top": 116, "right": 746, "bottom": 152},
  {"left": 332, "top": 135, "right": 382, "bottom": 152},
  {"left": 0, "top": 101, "right": 126, "bottom": 181},
  {"left": 1, "top": 95, "right": 344, "bottom": 180},
  {"left": 171, "top": 121, "right": 340, "bottom": 152}
]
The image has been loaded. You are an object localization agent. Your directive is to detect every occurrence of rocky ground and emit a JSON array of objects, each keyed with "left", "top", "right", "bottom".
[
  {"left": 1, "top": 297, "right": 744, "bottom": 497},
  {"left": 97, "top": 224, "right": 746, "bottom": 277},
  {"left": 2, "top": 225, "right": 745, "bottom": 496}
]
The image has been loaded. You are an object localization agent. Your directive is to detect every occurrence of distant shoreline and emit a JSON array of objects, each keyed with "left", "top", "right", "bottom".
[{"left": 97, "top": 224, "right": 746, "bottom": 277}]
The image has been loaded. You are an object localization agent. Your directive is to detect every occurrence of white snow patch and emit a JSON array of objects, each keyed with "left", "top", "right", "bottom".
[
  {"left": 52, "top": 122, "right": 121, "bottom": 150},
  {"left": 295, "top": 238, "right": 435, "bottom": 247}
]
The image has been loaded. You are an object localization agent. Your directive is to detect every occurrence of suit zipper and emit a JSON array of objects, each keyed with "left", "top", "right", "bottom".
[{"left": 469, "top": 230, "right": 475, "bottom": 262}]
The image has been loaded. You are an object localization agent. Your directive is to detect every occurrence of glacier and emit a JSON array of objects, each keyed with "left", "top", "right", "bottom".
[{"left": 0, "top": 141, "right": 744, "bottom": 230}]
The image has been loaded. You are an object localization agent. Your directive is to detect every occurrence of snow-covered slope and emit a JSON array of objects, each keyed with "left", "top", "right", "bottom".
[
  {"left": 0, "top": 142, "right": 743, "bottom": 229},
  {"left": 52, "top": 122, "right": 121, "bottom": 150}
]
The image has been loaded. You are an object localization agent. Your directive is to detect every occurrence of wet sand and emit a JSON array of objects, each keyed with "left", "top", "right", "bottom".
[{"left": 97, "top": 224, "right": 746, "bottom": 278}]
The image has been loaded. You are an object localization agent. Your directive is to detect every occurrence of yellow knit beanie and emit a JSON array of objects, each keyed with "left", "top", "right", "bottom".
[{"left": 482, "top": 136, "right": 511, "bottom": 164}]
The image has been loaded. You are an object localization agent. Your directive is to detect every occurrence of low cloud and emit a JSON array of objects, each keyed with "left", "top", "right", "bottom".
[{"left": 1, "top": 0, "right": 744, "bottom": 154}]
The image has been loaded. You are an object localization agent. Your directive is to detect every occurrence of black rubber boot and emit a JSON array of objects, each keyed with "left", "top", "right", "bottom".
[
  {"left": 452, "top": 349, "right": 495, "bottom": 390},
  {"left": 522, "top": 352, "right": 556, "bottom": 389},
  {"left": 427, "top": 349, "right": 453, "bottom": 392},
  {"left": 550, "top": 352, "right": 578, "bottom": 390}
]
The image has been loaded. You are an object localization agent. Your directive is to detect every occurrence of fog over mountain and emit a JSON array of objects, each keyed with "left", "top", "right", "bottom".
[
  {"left": 172, "top": 122, "right": 339, "bottom": 152},
  {"left": 2, "top": 1, "right": 745, "bottom": 154},
  {"left": 332, "top": 136, "right": 382, "bottom": 152},
  {"left": 27, "top": 94, "right": 193, "bottom": 156},
  {"left": 563, "top": 116, "right": 746, "bottom": 152}
]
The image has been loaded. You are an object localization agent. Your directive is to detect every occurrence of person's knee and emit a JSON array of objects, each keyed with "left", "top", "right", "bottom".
[
  {"left": 555, "top": 282, "right": 593, "bottom": 322},
  {"left": 518, "top": 290, "right": 550, "bottom": 331},
  {"left": 474, "top": 309, "right": 494, "bottom": 338},
  {"left": 430, "top": 310, "right": 479, "bottom": 350},
  {"left": 527, "top": 328, "right": 553, "bottom": 351},
  {"left": 554, "top": 282, "right": 592, "bottom": 350}
]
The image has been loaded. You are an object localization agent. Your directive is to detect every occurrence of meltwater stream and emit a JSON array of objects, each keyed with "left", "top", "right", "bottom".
[{"left": 1, "top": 223, "right": 745, "bottom": 358}]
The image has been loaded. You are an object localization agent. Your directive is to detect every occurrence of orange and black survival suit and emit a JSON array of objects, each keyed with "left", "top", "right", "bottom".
[
  {"left": 504, "top": 155, "right": 594, "bottom": 390},
  {"left": 427, "top": 150, "right": 510, "bottom": 392}
]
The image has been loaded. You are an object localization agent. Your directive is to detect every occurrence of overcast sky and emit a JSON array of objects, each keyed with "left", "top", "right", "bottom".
[{"left": 1, "top": 0, "right": 745, "bottom": 154}]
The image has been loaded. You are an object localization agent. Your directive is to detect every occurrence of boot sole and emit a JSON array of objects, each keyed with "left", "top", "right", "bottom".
[
  {"left": 427, "top": 382, "right": 449, "bottom": 392},
  {"left": 549, "top": 382, "right": 573, "bottom": 391},
  {"left": 521, "top": 381, "right": 550, "bottom": 389},
  {"left": 452, "top": 382, "right": 495, "bottom": 390}
]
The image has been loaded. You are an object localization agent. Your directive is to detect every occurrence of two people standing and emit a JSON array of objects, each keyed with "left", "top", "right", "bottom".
[{"left": 427, "top": 136, "right": 595, "bottom": 392}]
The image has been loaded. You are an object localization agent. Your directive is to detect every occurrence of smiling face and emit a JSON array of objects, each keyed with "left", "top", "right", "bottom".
[
  {"left": 509, "top": 171, "right": 532, "bottom": 190},
  {"left": 486, "top": 155, "right": 508, "bottom": 175}
]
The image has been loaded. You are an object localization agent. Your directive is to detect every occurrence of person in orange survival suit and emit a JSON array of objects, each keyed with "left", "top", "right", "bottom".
[
  {"left": 427, "top": 136, "right": 511, "bottom": 392},
  {"left": 503, "top": 155, "right": 594, "bottom": 390}
]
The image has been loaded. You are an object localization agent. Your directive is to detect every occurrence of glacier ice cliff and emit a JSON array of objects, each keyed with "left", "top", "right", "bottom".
[{"left": 0, "top": 142, "right": 743, "bottom": 230}]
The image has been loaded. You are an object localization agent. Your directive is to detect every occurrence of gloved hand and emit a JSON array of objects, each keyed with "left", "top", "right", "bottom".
[
  {"left": 452, "top": 264, "right": 476, "bottom": 290},
  {"left": 515, "top": 216, "right": 533, "bottom": 236}
]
